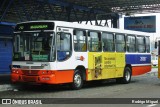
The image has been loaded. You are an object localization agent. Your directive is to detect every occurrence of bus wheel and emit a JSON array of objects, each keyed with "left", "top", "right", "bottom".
[
  {"left": 71, "top": 70, "right": 83, "bottom": 90},
  {"left": 116, "top": 67, "right": 131, "bottom": 84}
]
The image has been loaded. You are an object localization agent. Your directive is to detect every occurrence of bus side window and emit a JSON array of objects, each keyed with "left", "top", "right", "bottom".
[
  {"left": 137, "top": 36, "right": 146, "bottom": 53},
  {"left": 88, "top": 31, "right": 101, "bottom": 52},
  {"left": 115, "top": 34, "right": 125, "bottom": 52},
  {"left": 126, "top": 35, "right": 136, "bottom": 52},
  {"left": 57, "top": 32, "right": 72, "bottom": 61},
  {"left": 102, "top": 32, "right": 114, "bottom": 52},
  {"left": 73, "top": 30, "right": 87, "bottom": 52}
]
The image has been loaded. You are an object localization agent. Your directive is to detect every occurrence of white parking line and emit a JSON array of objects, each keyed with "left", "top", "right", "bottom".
[
  {"left": 146, "top": 104, "right": 157, "bottom": 107},
  {"left": 0, "top": 84, "right": 14, "bottom": 92}
]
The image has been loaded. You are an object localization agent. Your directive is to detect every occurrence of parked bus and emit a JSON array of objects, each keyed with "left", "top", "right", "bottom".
[{"left": 11, "top": 21, "right": 151, "bottom": 89}]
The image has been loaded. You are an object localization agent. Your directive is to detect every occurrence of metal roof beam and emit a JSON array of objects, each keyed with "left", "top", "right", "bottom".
[
  {"left": 36, "top": 0, "right": 106, "bottom": 14},
  {"left": 0, "top": 0, "right": 7, "bottom": 14},
  {"left": 0, "top": 0, "right": 14, "bottom": 22},
  {"left": 0, "top": 22, "right": 16, "bottom": 26},
  {"left": 19, "top": 0, "right": 31, "bottom": 21},
  {"left": 13, "top": 1, "right": 23, "bottom": 22}
]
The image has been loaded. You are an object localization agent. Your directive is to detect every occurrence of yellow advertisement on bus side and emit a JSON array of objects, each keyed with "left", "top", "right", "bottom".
[{"left": 88, "top": 52, "right": 125, "bottom": 81}]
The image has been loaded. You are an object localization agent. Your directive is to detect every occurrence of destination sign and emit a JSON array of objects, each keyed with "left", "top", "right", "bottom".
[{"left": 15, "top": 22, "right": 54, "bottom": 31}]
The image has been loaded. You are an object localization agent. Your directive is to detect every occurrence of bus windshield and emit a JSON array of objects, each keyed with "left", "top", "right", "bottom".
[{"left": 13, "top": 32, "right": 55, "bottom": 62}]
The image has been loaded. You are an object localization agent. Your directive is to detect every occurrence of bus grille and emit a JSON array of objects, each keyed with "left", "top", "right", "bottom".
[
  {"left": 22, "top": 70, "right": 39, "bottom": 76},
  {"left": 22, "top": 76, "right": 37, "bottom": 82}
]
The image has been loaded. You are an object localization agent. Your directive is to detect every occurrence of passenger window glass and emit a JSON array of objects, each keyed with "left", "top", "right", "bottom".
[
  {"left": 88, "top": 31, "right": 101, "bottom": 52},
  {"left": 57, "top": 32, "right": 72, "bottom": 61},
  {"left": 126, "top": 35, "right": 136, "bottom": 52},
  {"left": 74, "top": 30, "right": 86, "bottom": 52},
  {"left": 102, "top": 32, "right": 114, "bottom": 52},
  {"left": 137, "top": 36, "right": 145, "bottom": 53},
  {"left": 116, "top": 34, "right": 125, "bottom": 52},
  {"left": 146, "top": 37, "right": 150, "bottom": 53}
]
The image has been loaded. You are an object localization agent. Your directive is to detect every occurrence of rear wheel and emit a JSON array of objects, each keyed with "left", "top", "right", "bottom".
[
  {"left": 71, "top": 70, "right": 83, "bottom": 90},
  {"left": 116, "top": 67, "right": 131, "bottom": 84}
]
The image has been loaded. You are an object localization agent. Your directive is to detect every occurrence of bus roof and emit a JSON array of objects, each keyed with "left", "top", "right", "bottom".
[{"left": 15, "top": 20, "right": 152, "bottom": 37}]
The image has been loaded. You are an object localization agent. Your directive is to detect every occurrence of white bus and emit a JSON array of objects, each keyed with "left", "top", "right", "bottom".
[{"left": 11, "top": 21, "right": 151, "bottom": 89}]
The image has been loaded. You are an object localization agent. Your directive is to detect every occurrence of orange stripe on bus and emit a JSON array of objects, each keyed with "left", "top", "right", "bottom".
[
  {"left": 53, "top": 70, "right": 74, "bottom": 84},
  {"left": 132, "top": 65, "right": 151, "bottom": 76}
]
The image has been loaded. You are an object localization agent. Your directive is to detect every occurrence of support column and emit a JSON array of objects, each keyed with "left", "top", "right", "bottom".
[
  {"left": 111, "top": 13, "right": 119, "bottom": 28},
  {"left": 66, "top": 6, "right": 72, "bottom": 22}
]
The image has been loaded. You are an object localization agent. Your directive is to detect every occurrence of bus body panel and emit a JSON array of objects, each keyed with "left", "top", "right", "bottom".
[
  {"left": 115, "top": 53, "right": 125, "bottom": 78},
  {"left": 132, "top": 66, "right": 151, "bottom": 76},
  {"left": 11, "top": 52, "right": 88, "bottom": 84},
  {"left": 101, "top": 52, "right": 116, "bottom": 79},
  {"left": 87, "top": 52, "right": 125, "bottom": 80},
  {"left": 126, "top": 53, "right": 151, "bottom": 76},
  {"left": 56, "top": 52, "right": 88, "bottom": 70},
  {"left": 88, "top": 52, "right": 102, "bottom": 80}
]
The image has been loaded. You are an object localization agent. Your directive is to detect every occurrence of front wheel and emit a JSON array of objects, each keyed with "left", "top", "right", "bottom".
[
  {"left": 71, "top": 70, "right": 83, "bottom": 90},
  {"left": 116, "top": 67, "right": 132, "bottom": 84}
]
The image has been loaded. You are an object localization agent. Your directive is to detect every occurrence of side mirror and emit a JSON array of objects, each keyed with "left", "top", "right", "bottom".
[{"left": 155, "top": 42, "right": 157, "bottom": 49}]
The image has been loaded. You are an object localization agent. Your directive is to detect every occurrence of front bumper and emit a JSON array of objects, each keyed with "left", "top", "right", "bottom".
[{"left": 11, "top": 69, "right": 74, "bottom": 84}]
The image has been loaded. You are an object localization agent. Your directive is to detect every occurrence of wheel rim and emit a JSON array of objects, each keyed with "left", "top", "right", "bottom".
[
  {"left": 74, "top": 74, "right": 82, "bottom": 88},
  {"left": 125, "top": 70, "right": 130, "bottom": 82}
]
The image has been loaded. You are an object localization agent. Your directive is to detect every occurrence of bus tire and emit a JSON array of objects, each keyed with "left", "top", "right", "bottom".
[
  {"left": 71, "top": 70, "right": 83, "bottom": 90},
  {"left": 116, "top": 67, "right": 131, "bottom": 84}
]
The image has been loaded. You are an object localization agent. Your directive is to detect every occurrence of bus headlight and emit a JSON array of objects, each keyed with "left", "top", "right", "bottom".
[
  {"left": 12, "top": 70, "right": 16, "bottom": 73},
  {"left": 41, "top": 71, "right": 54, "bottom": 75},
  {"left": 12, "top": 70, "right": 19, "bottom": 74},
  {"left": 42, "top": 71, "right": 45, "bottom": 74}
]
